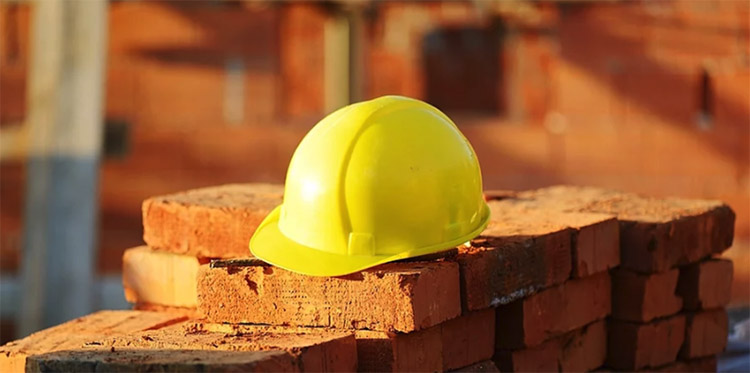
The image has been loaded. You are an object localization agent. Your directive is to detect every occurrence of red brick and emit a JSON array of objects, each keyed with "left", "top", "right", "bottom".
[
  {"left": 122, "top": 246, "right": 202, "bottom": 308},
  {"left": 355, "top": 328, "right": 442, "bottom": 372},
  {"left": 607, "top": 315, "right": 686, "bottom": 371},
  {"left": 458, "top": 232, "right": 572, "bottom": 311},
  {"left": 677, "top": 258, "right": 734, "bottom": 310},
  {"left": 485, "top": 198, "right": 620, "bottom": 278},
  {"left": 680, "top": 309, "right": 728, "bottom": 359},
  {"left": 142, "top": 184, "right": 283, "bottom": 258},
  {"left": 0, "top": 311, "right": 188, "bottom": 373},
  {"left": 197, "top": 259, "right": 460, "bottom": 332},
  {"left": 450, "top": 360, "right": 500, "bottom": 372},
  {"left": 647, "top": 356, "right": 717, "bottom": 372},
  {"left": 521, "top": 186, "right": 736, "bottom": 272},
  {"left": 611, "top": 268, "right": 683, "bottom": 322},
  {"left": 458, "top": 234, "right": 572, "bottom": 311},
  {"left": 90, "top": 321, "right": 357, "bottom": 372},
  {"left": 495, "top": 320, "right": 607, "bottom": 372},
  {"left": 356, "top": 309, "right": 494, "bottom": 372},
  {"left": 27, "top": 350, "right": 299, "bottom": 373},
  {"left": 585, "top": 197, "right": 734, "bottom": 273},
  {"left": 571, "top": 213, "right": 620, "bottom": 277},
  {"left": 495, "top": 272, "right": 611, "bottom": 349},
  {"left": 441, "top": 309, "right": 496, "bottom": 370}
]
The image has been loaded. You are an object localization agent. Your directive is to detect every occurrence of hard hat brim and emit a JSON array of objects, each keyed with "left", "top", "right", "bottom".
[{"left": 249, "top": 204, "right": 490, "bottom": 277}]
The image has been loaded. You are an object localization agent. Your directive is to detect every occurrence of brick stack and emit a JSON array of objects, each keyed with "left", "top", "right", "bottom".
[
  {"left": 0, "top": 184, "right": 734, "bottom": 372},
  {"left": 514, "top": 186, "right": 735, "bottom": 371},
  {"left": 190, "top": 184, "right": 629, "bottom": 371},
  {"left": 123, "top": 183, "right": 284, "bottom": 315},
  {"left": 482, "top": 192, "right": 620, "bottom": 371}
]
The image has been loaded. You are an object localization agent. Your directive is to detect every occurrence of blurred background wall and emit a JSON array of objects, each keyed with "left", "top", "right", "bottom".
[{"left": 0, "top": 0, "right": 748, "bottom": 342}]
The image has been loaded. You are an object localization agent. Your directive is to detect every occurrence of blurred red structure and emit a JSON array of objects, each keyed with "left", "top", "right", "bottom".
[{"left": 0, "top": 0, "right": 748, "bottom": 316}]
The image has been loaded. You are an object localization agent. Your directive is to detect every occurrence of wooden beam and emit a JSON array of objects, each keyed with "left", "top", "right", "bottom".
[{"left": 19, "top": 0, "right": 108, "bottom": 336}]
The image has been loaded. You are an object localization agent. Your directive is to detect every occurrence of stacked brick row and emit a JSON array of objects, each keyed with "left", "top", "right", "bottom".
[
  {"left": 483, "top": 190, "right": 619, "bottom": 371},
  {"left": 512, "top": 186, "right": 735, "bottom": 371},
  {"left": 141, "top": 184, "right": 626, "bottom": 371},
  {"left": 0, "top": 184, "right": 734, "bottom": 372}
]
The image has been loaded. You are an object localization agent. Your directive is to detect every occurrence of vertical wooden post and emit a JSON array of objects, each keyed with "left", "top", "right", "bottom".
[
  {"left": 324, "top": 8, "right": 350, "bottom": 113},
  {"left": 347, "top": 4, "right": 366, "bottom": 103},
  {"left": 19, "top": 0, "right": 108, "bottom": 335}
]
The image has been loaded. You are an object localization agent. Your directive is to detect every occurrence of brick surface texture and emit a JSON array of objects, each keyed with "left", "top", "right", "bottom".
[
  {"left": 611, "top": 268, "right": 683, "bottom": 322},
  {"left": 607, "top": 315, "right": 686, "bottom": 371},
  {"left": 27, "top": 349, "right": 299, "bottom": 373},
  {"left": 519, "top": 186, "right": 735, "bottom": 272},
  {"left": 0, "top": 311, "right": 188, "bottom": 373},
  {"left": 355, "top": 309, "right": 494, "bottom": 372},
  {"left": 457, "top": 231, "right": 572, "bottom": 311},
  {"left": 441, "top": 309, "right": 496, "bottom": 370},
  {"left": 142, "top": 184, "right": 283, "bottom": 258},
  {"left": 485, "top": 197, "right": 620, "bottom": 278},
  {"left": 89, "top": 321, "right": 357, "bottom": 372},
  {"left": 495, "top": 320, "right": 606, "bottom": 372},
  {"left": 197, "top": 260, "right": 461, "bottom": 332},
  {"left": 495, "top": 272, "right": 611, "bottom": 349},
  {"left": 355, "top": 328, "right": 442, "bottom": 372},
  {"left": 677, "top": 258, "right": 734, "bottom": 310},
  {"left": 680, "top": 309, "right": 729, "bottom": 359}
]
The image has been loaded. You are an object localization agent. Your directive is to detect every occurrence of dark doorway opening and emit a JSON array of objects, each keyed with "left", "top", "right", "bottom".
[{"left": 422, "top": 23, "right": 505, "bottom": 116}]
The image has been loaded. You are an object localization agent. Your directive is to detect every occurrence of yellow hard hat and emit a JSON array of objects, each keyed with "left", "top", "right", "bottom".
[{"left": 249, "top": 95, "right": 490, "bottom": 276}]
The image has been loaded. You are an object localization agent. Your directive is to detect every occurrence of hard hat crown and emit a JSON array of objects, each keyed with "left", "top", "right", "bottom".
[{"left": 250, "top": 96, "right": 490, "bottom": 276}]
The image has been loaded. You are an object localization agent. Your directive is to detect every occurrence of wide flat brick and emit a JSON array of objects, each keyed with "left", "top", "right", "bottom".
[
  {"left": 198, "top": 259, "right": 460, "bottom": 332},
  {"left": 680, "top": 309, "right": 728, "bottom": 359},
  {"left": 485, "top": 198, "right": 620, "bottom": 278},
  {"left": 647, "top": 356, "right": 717, "bottom": 372},
  {"left": 123, "top": 246, "right": 202, "bottom": 308},
  {"left": 495, "top": 272, "right": 611, "bottom": 349},
  {"left": 356, "top": 309, "right": 494, "bottom": 372},
  {"left": 458, "top": 232, "right": 572, "bottom": 311},
  {"left": 677, "top": 258, "right": 734, "bottom": 310},
  {"left": 495, "top": 320, "right": 606, "bottom": 372},
  {"left": 0, "top": 311, "right": 188, "bottom": 373},
  {"left": 520, "top": 186, "right": 735, "bottom": 273},
  {"left": 90, "top": 321, "right": 357, "bottom": 372},
  {"left": 142, "top": 183, "right": 283, "bottom": 258},
  {"left": 607, "top": 315, "right": 686, "bottom": 371},
  {"left": 450, "top": 360, "right": 500, "bottom": 372},
  {"left": 611, "top": 268, "right": 683, "bottom": 322},
  {"left": 27, "top": 349, "right": 299, "bottom": 373}
]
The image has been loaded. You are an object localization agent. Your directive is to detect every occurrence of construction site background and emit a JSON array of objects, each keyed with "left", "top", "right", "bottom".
[{"left": 0, "top": 0, "right": 748, "bottom": 343}]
